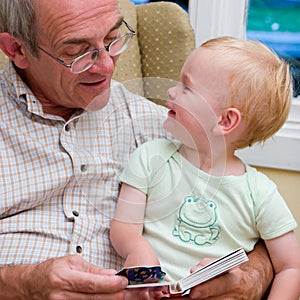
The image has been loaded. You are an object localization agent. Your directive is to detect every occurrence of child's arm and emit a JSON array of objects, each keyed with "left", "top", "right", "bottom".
[
  {"left": 110, "top": 183, "right": 160, "bottom": 267},
  {"left": 265, "top": 231, "right": 300, "bottom": 300}
]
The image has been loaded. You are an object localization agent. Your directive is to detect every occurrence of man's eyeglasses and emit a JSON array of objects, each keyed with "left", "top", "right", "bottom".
[{"left": 37, "top": 20, "right": 136, "bottom": 74}]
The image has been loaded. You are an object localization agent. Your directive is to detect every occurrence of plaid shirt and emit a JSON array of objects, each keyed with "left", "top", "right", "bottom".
[{"left": 0, "top": 61, "right": 167, "bottom": 269}]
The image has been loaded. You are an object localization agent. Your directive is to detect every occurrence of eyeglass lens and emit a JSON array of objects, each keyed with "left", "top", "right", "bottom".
[{"left": 71, "top": 33, "right": 133, "bottom": 73}]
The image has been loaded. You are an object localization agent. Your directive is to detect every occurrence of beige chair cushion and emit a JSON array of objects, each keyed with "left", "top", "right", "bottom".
[
  {"left": 136, "top": 2, "right": 195, "bottom": 105},
  {"left": 113, "top": 0, "right": 144, "bottom": 96},
  {"left": 115, "top": 0, "right": 195, "bottom": 104}
]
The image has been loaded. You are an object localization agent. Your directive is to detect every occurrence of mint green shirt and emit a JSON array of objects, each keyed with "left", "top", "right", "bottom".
[{"left": 120, "top": 139, "right": 297, "bottom": 282}]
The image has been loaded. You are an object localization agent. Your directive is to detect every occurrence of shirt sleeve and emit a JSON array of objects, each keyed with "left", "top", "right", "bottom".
[
  {"left": 120, "top": 139, "right": 176, "bottom": 194},
  {"left": 251, "top": 169, "right": 297, "bottom": 240}
]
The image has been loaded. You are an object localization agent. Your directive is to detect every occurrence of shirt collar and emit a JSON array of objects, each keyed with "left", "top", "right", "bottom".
[{"left": 3, "top": 60, "right": 83, "bottom": 121}]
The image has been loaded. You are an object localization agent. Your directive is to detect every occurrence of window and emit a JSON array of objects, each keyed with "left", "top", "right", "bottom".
[{"left": 247, "top": 0, "right": 300, "bottom": 97}]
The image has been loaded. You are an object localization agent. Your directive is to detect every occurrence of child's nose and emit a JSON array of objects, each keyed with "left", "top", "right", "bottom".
[{"left": 167, "top": 86, "right": 176, "bottom": 100}]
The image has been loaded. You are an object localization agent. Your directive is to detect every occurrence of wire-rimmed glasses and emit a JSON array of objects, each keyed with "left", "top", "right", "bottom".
[{"left": 37, "top": 20, "right": 136, "bottom": 74}]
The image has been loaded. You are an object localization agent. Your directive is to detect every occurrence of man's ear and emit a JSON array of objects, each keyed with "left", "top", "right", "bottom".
[
  {"left": 213, "top": 108, "right": 242, "bottom": 136},
  {"left": 0, "top": 32, "right": 29, "bottom": 69}
]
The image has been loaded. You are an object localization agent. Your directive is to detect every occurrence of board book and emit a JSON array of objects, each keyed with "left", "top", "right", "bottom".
[{"left": 116, "top": 247, "right": 248, "bottom": 295}]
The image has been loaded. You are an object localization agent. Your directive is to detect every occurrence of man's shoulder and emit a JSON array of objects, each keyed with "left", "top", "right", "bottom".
[{"left": 0, "top": 60, "right": 30, "bottom": 97}]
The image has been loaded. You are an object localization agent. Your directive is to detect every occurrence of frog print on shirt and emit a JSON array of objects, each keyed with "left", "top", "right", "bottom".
[{"left": 172, "top": 195, "right": 220, "bottom": 246}]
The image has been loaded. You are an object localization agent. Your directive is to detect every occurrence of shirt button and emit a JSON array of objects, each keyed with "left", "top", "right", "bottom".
[
  {"left": 72, "top": 210, "right": 79, "bottom": 217},
  {"left": 65, "top": 124, "right": 70, "bottom": 132},
  {"left": 80, "top": 164, "right": 87, "bottom": 172},
  {"left": 76, "top": 246, "right": 82, "bottom": 253}
]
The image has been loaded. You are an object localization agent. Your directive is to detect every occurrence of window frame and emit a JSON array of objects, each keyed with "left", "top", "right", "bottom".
[{"left": 189, "top": 0, "right": 300, "bottom": 171}]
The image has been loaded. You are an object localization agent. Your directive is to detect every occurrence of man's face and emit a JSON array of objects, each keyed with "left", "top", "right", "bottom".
[{"left": 22, "top": 0, "right": 122, "bottom": 117}]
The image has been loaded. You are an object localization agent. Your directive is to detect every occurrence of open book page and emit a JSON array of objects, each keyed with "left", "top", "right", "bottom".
[
  {"left": 117, "top": 248, "right": 248, "bottom": 295},
  {"left": 173, "top": 248, "right": 249, "bottom": 294}
]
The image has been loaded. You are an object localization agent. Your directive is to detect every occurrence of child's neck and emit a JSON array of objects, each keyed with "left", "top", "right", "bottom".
[{"left": 178, "top": 144, "right": 245, "bottom": 176}]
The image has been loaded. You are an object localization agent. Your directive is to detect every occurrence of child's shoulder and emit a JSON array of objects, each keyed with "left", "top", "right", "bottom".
[
  {"left": 245, "top": 164, "right": 278, "bottom": 193},
  {"left": 136, "top": 138, "right": 180, "bottom": 161},
  {"left": 141, "top": 138, "right": 179, "bottom": 151}
]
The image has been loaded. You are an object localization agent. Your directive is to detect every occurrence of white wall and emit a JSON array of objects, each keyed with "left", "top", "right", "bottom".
[{"left": 189, "top": 0, "right": 248, "bottom": 47}]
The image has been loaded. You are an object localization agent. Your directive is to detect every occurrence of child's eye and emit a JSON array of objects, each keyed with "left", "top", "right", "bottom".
[{"left": 182, "top": 83, "right": 191, "bottom": 93}]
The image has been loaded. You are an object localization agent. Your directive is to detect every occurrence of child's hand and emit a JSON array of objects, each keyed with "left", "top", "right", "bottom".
[{"left": 124, "top": 248, "right": 160, "bottom": 268}]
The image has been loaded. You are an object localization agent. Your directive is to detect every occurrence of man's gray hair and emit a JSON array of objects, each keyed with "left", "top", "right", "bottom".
[{"left": 0, "top": 0, "right": 37, "bottom": 54}]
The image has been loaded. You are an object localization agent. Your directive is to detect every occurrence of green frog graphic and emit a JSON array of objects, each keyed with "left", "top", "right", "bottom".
[{"left": 173, "top": 195, "right": 220, "bottom": 246}]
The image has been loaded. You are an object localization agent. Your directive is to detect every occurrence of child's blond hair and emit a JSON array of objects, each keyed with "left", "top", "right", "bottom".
[{"left": 202, "top": 36, "right": 292, "bottom": 149}]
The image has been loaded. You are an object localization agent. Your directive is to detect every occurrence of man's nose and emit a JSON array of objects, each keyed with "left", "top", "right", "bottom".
[{"left": 88, "top": 49, "right": 115, "bottom": 74}]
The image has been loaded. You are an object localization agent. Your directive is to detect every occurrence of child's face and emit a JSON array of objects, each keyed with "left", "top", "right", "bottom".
[{"left": 164, "top": 47, "right": 230, "bottom": 149}]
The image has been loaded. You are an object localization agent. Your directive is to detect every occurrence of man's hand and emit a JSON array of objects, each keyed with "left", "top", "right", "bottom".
[
  {"left": 0, "top": 254, "right": 128, "bottom": 300},
  {"left": 168, "top": 241, "right": 273, "bottom": 300}
]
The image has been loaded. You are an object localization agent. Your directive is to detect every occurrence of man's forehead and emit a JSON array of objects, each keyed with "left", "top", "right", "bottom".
[
  {"left": 33, "top": 0, "right": 120, "bottom": 25},
  {"left": 33, "top": 0, "right": 121, "bottom": 46},
  {"left": 33, "top": 0, "right": 118, "bottom": 8}
]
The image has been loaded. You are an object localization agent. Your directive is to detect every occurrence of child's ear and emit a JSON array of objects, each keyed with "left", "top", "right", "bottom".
[
  {"left": 0, "top": 33, "right": 29, "bottom": 69},
  {"left": 213, "top": 108, "right": 242, "bottom": 136}
]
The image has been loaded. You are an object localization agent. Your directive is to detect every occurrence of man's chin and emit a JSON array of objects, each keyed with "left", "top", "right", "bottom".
[{"left": 84, "top": 88, "right": 111, "bottom": 111}]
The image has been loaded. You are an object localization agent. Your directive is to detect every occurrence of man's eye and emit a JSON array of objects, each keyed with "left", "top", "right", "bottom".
[
  {"left": 104, "top": 36, "right": 119, "bottom": 45},
  {"left": 63, "top": 46, "right": 89, "bottom": 59},
  {"left": 62, "top": 53, "right": 80, "bottom": 60}
]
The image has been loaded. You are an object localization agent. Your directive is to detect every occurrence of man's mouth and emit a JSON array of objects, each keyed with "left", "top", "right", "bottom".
[
  {"left": 79, "top": 76, "right": 109, "bottom": 87},
  {"left": 80, "top": 79, "right": 106, "bottom": 86}
]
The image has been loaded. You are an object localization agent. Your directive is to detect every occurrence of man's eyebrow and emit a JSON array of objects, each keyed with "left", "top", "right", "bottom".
[
  {"left": 113, "top": 18, "right": 124, "bottom": 30},
  {"left": 61, "top": 38, "right": 90, "bottom": 46},
  {"left": 60, "top": 18, "right": 124, "bottom": 46}
]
